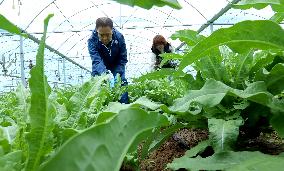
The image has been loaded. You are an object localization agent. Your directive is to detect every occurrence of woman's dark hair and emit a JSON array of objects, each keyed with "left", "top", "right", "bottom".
[
  {"left": 152, "top": 35, "right": 167, "bottom": 47},
  {"left": 95, "top": 17, "right": 113, "bottom": 29}
]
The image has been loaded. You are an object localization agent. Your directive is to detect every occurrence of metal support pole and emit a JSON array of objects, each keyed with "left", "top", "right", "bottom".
[
  {"left": 210, "top": 23, "right": 214, "bottom": 34},
  {"left": 80, "top": 69, "right": 83, "bottom": 85},
  {"left": 63, "top": 58, "right": 66, "bottom": 87},
  {"left": 120, "top": 4, "right": 122, "bottom": 29},
  {"left": 19, "top": 36, "right": 26, "bottom": 87},
  {"left": 57, "top": 59, "right": 60, "bottom": 80},
  {"left": 175, "top": 0, "right": 241, "bottom": 51},
  {"left": 20, "top": 29, "right": 91, "bottom": 73}
]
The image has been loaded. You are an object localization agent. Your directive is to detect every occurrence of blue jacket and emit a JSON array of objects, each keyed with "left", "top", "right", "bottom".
[{"left": 88, "top": 28, "right": 128, "bottom": 80}]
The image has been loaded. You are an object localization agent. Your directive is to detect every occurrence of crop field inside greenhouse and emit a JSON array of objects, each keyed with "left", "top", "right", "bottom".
[{"left": 0, "top": 0, "right": 284, "bottom": 171}]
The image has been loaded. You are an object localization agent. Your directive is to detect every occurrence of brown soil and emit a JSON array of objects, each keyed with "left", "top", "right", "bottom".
[
  {"left": 237, "top": 131, "right": 284, "bottom": 155},
  {"left": 121, "top": 129, "right": 284, "bottom": 171},
  {"left": 139, "top": 128, "right": 209, "bottom": 171}
]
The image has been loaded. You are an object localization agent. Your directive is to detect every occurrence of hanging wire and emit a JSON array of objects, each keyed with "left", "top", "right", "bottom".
[
  {"left": 9, "top": 0, "right": 92, "bottom": 81},
  {"left": 53, "top": 2, "right": 75, "bottom": 29},
  {"left": 0, "top": 0, "right": 5, "bottom": 5},
  {"left": 176, "top": 0, "right": 242, "bottom": 50},
  {"left": 48, "top": 1, "right": 122, "bottom": 60},
  {"left": 183, "top": 0, "right": 208, "bottom": 21},
  {"left": 24, "top": 0, "right": 56, "bottom": 31},
  {"left": 90, "top": 1, "right": 120, "bottom": 28},
  {"left": 51, "top": 3, "right": 104, "bottom": 31},
  {"left": 155, "top": 8, "right": 184, "bottom": 25},
  {"left": 122, "top": 8, "right": 138, "bottom": 26},
  {"left": 162, "top": 9, "right": 174, "bottom": 26},
  {"left": 3, "top": 0, "right": 269, "bottom": 89},
  {"left": 17, "top": 0, "right": 22, "bottom": 16},
  {"left": 65, "top": 34, "right": 90, "bottom": 56}
]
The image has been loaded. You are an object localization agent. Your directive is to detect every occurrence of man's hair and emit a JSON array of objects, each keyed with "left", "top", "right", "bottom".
[{"left": 96, "top": 17, "right": 113, "bottom": 29}]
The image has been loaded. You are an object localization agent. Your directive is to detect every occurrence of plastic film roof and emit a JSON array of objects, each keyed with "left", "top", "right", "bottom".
[{"left": 0, "top": 0, "right": 276, "bottom": 92}]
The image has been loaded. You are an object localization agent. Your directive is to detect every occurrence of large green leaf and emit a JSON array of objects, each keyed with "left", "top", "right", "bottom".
[
  {"left": 199, "top": 46, "right": 272, "bottom": 89},
  {"left": 66, "top": 75, "right": 110, "bottom": 129},
  {"left": 129, "top": 74, "right": 190, "bottom": 106},
  {"left": 178, "top": 20, "right": 284, "bottom": 71},
  {"left": 49, "top": 92, "right": 69, "bottom": 124},
  {"left": 171, "top": 29, "right": 206, "bottom": 46},
  {"left": 231, "top": 81, "right": 283, "bottom": 111},
  {"left": 169, "top": 79, "right": 229, "bottom": 114},
  {"left": 39, "top": 108, "right": 168, "bottom": 171},
  {"left": 270, "top": 12, "right": 284, "bottom": 23},
  {"left": 0, "top": 130, "right": 11, "bottom": 154},
  {"left": 133, "top": 68, "right": 175, "bottom": 82},
  {"left": 191, "top": 71, "right": 206, "bottom": 90},
  {"left": 249, "top": 50, "right": 275, "bottom": 79},
  {"left": 272, "top": 3, "right": 284, "bottom": 12},
  {"left": 234, "top": 0, "right": 281, "bottom": 8},
  {"left": 255, "top": 63, "right": 284, "bottom": 94},
  {"left": 110, "top": 0, "right": 182, "bottom": 9},
  {"left": 25, "top": 14, "right": 54, "bottom": 171},
  {"left": 195, "top": 49, "right": 230, "bottom": 83},
  {"left": 169, "top": 79, "right": 284, "bottom": 114},
  {"left": 103, "top": 96, "right": 165, "bottom": 113},
  {"left": 68, "top": 75, "right": 109, "bottom": 113},
  {"left": 230, "top": 50, "right": 254, "bottom": 88},
  {"left": 208, "top": 119, "right": 243, "bottom": 152},
  {"left": 235, "top": 0, "right": 284, "bottom": 12},
  {"left": 184, "top": 140, "right": 210, "bottom": 158},
  {"left": 271, "top": 112, "right": 284, "bottom": 137},
  {"left": 95, "top": 112, "right": 116, "bottom": 124},
  {"left": 102, "top": 102, "right": 130, "bottom": 113},
  {"left": 0, "top": 151, "right": 22, "bottom": 171},
  {"left": 0, "top": 14, "right": 26, "bottom": 37},
  {"left": 168, "top": 151, "right": 284, "bottom": 170},
  {"left": 141, "top": 123, "right": 186, "bottom": 159},
  {"left": 159, "top": 53, "right": 183, "bottom": 67},
  {"left": 14, "top": 84, "right": 30, "bottom": 124}
]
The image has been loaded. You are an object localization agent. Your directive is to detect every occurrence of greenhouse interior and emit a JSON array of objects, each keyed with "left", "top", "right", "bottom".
[{"left": 0, "top": 0, "right": 284, "bottom": 170}]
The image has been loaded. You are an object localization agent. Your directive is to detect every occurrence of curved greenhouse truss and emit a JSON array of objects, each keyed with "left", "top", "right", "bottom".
[
  {"left": 0, "top": 0, "right": 277, "bottom": 92},
  {"left": 1, "top": 1, "right": 284, "bottom": 171}
]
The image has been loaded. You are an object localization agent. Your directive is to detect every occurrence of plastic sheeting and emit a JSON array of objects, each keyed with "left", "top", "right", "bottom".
[{"left": 0, "top": 0, "right": 276, "bottom": 92}]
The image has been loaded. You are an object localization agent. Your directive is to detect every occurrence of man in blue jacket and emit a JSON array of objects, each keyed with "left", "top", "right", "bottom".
[{"left": 88, "top": 17, "right": 129, "bottom": 103}]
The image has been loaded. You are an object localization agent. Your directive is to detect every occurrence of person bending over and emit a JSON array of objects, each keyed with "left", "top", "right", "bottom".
[{"left": 88, "top": 17, "right": 129, "bottom": 103}]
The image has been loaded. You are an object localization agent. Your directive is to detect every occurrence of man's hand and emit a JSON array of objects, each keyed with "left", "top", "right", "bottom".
[
  {"left": 105, "top": 70, "right": 111, "bottom": 74},
  {"left": 109, "top": 73, "right": 117, "bottom": 88}
]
